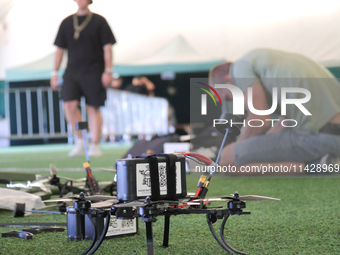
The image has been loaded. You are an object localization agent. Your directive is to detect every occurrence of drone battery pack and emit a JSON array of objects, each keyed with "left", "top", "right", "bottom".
[{"left": 116, "top": 153, "right": 187, "bottom": 202}]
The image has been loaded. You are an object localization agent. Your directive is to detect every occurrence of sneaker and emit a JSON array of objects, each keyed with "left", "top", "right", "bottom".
[
  {"left": 68, "top": 139, "right": 85, "bottom": 157},
  {"left": 88, "top": 144, "right": 103, "bottom": 157},
  {"left": 320, "top": 153, "right": 340, "bottom": 165}
]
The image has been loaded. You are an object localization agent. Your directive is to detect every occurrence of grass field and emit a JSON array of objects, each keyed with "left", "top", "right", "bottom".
[{"left": 0, "top": 144, "right": 339, "bottom": 254}]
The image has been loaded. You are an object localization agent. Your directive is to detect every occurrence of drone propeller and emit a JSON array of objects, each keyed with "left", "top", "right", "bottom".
[
  {"left": 43, "top": 194, "right": 116, "bottom": 203},
  {"left": 192, "top": 197, "right": 233, "bottom": 202},
  {"left": 85, "top": 195, "right": 116, "bottom": 201},
  {"left": 48, "top": 164, "right": 85, "bottom": 182},
  {"left": 91, "top": 199, "right": 118, "bottom": 208},
  {"left": 50, "top": 164, "right": 58, "bottom": 176},
  {"left": 113, "top": 200, "right": 180, "bottom": 208},
  {"left": 236, "top": 195, "right": 280, "bottom": 201},
  {"left": 113, "top": 201, "right": 145, "bottom": 208},
  {"left": 43, "top": 197, "right": 76, "bottom": 203},
  {"left": 96, "top": 168, "right": 116, "bottom": 172},
  {"left": 193, "top": 194, "right": 280, "bottom": 202}
]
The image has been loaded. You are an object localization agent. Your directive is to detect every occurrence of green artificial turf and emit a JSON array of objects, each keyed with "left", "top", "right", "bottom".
[
  {"left": 0, "top": 145, "right": 339, "bottom": 254},
  {"left": 0, "top": 143, "right": 131, "bottom": 169}
]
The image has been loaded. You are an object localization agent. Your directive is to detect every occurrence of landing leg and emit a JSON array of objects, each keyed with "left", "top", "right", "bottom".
[
  {"left": 162, "top": 214, "right": 170, "bottom": 247},
  {"left": 146, "top": 221, "right": 154, "bottom": 255}
]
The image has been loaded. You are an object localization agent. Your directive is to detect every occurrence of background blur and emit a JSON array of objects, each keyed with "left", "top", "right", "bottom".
[{"left": 1, "top": 0, "right": 340, "bottom": 144}]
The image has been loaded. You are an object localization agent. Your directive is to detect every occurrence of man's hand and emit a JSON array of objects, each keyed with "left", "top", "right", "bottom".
[
  {"left": 111, "top": 78, "right": 122, "bottom": 88},
  {"left": 50, "top": 75, "right": 59, "bottom": 91},
  {"left": 141, "top": 76, "right": 155, "bottom": 95},
  {"left": 102, "top": 72, "right": 113, "bottom": 88},
  {"left": 237, "top": 83, "right": 271, "bottom": 142},
  {"left": 51, "top": 48, "right": 64, "bottom": 90}
]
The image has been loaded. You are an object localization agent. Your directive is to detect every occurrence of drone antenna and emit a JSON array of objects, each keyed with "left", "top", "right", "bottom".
[
  {"left": 75, "top": 121, "right": 102, "bottom": 195},
  {"left": 209, "top": 127, "right": 229, "bottom": 180}
]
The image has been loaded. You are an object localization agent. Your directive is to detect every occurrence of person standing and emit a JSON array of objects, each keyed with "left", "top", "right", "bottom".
[{"left": 50, "top": 0, "right": 116, "bottom": 157}]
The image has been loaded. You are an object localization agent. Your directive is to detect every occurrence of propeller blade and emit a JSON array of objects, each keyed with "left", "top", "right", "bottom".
[
  {"left": 31, "top": 176, "right": 51, "bottom": 184},
  {"left": 113, "top": 201, "right": 145, "bottom": 208},
  {"left": 195, "top": 196, "right": 235, "bottom": 201},
  {"left": 193, "top": 194, "right": 280, "bottom": 202},
  {"left": 76, "top": 178, "right": 86, "bottom": 182},
  {"left": 192, "top": 197, "right": 232, "bottom": 202},
  {"left": 57, "top": 176, "right": 78, "bottom": 182},
  {"left": 91, "top": 199, "right": 118, "bottom": 208},
  {"left": 85, "top": 195, "right": 116, "bottom": 202},
  {"left": 238, "top": 195, "right": 280, "bottom": 201},
  {"left": 113, "top": 199, "right": 179, "bottom": 208},
  {"left": 44, "top": 194, "right": 115, "bottom": 203},
  {"left": 97, "top": 168, "right": 116, "bottom": 172},
  {"left": 50, "top": 164, "right": 58, "bottom": 176},
  {"left": 43, "top": 198, "right": 74, "bottom": 203}
]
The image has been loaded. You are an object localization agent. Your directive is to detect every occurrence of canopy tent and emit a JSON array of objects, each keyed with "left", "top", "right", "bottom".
[
  {"left": 6, "top": 35, "right": 225, "bottom": 81},
  {"left": 0, "top": 0, "right": 19, "bottom": 24},
  {"left": 112, "top": 35, "right": 225, "bottom": 76},
  {"left": 2, "top": 0, "right": 340, "bottom": 80}
]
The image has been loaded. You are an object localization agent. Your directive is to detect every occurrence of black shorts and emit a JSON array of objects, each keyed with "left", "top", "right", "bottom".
[{"left": 61, "top": 73, "right": 106, "bottom": 107}]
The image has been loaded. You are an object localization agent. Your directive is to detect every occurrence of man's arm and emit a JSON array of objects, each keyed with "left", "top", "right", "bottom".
[
  {"left": 141, "top": 76, "right": 155, "bottom": 96},
  {"left": 50, "top": 47, "right": 64, "bottom": 90},
  {"left": 102, "top": 43, "right": 113, "bottom": 88},
  {"left": 237, "top": 83, "right": 271, "bottom": 142}
]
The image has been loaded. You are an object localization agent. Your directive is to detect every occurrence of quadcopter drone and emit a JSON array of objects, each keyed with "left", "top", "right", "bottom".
[
  {"left": 56, "top": 114, "right": 280, "bottom": 255},
  {"left": 47, "top": 122, "right": 117, "bottom": 199}
]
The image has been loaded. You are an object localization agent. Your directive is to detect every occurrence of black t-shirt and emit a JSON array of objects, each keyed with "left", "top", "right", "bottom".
[{"left": 54, "top": 13, "right": 116, "bottom": 76}]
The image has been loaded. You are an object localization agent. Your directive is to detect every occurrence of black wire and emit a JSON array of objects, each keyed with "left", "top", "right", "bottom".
[
  {"left": 88, "top": 214, "right": 111, "bottom": 255},
  {"left": 220, "top": 216, "right": 247, "bottom": 255},
  {"left": 81, "top": 216, "right": 97, "bottom": 255},
  {"left": 206, "top": 214, "right": 233, "bottom": 254}
]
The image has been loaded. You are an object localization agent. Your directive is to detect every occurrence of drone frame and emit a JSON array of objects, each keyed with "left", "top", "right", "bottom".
[{"left": 110, "top": 194, "right": 251, "bottom": 255}]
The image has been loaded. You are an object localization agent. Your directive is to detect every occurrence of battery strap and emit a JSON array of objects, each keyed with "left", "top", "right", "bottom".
[
  {"left": 148, "top": 155, "right": 161, "bottom": 200},
  {"left": 135, "top": 155, "right": 161, "bottom": 201},
  {"left": 157, "top": 153, "right": 177, "bottom": 200}
]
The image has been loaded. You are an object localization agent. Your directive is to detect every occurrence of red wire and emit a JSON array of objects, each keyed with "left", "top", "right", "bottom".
[
  {"left": 171, "top": 204, "right": 189, "bottom": 208},
  {"left": 177, "top": 204, "right": 189, "bottom": 208},
  {"left": 195, "top": 187, "right": 201, "bottom": 197},
  {"left": 172, "top": 152, "right": 213, "bottom": 208},
  {"left": 183, "top": 152, "right": 213, "bottom": 165},
  {"left": 87, "top": 169, "right": 92, "bottom": 178}
]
